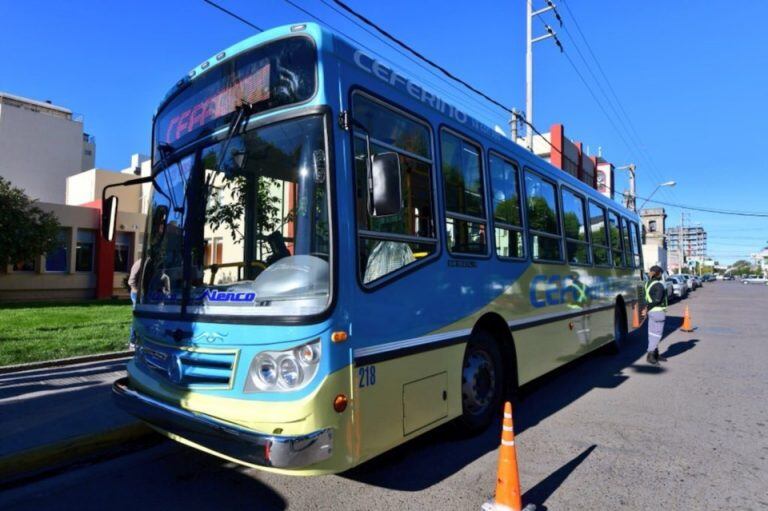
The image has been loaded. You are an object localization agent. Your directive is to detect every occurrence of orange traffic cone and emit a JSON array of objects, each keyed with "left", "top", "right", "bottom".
[
  {"left": 482, "top": 403, "right": 536, "bottom": 511},
  {"left": 681, "top": 306, "right": 694, "bottom": 332},
  {"left": 632, "top": 303, "right": 642, "bottom": 328}
]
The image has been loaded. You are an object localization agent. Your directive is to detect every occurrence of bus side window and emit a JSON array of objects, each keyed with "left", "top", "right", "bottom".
[
  {"left": 440, "top": 129, "right": 488, "bottom": 256},
  {"left": 351, "top": 92, "right": 438, "bottom": 286},
  {"left": 607, "top": 211, "right": 624, "bottom": 267},
  {"left": 561, "top": 187, "right": 590, "bottom": 265},
  {"left": 589, "top": 202, "right": 610, "bottom": 266},
  {"left": 489, "top": 153, "right": 524, "bottom": 259},
  {"left": 524, "top": 170, "right": 562, "bottom": 262}
]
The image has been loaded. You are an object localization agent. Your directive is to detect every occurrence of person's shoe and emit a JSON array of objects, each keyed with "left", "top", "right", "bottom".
[
  {"left": 654, "top": 348, "right": 668, "bottom": 362},
  {"left": 646, "top": 351, "right": 659, "bottom": 365}
]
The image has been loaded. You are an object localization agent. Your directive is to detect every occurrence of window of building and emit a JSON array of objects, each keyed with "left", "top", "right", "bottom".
[
  {"left": 352, "top": 93, "right": 437, "bottom": 285},
  {"left": 45, "top": 228, "right": 70, "bottom": 272},
  {"left": 561, "top": 188, "right": 590, "bottom": 265},
  {"left": 114, "top": 232, "right": 132, "bottom": 273},
  {"left": 607, "top": 211, "right": 624, "bottom": 267},
  {"left": 589, "top": 202, "right": 610, "bottom": 266},
  {"left": 441, "top": 129, "right": 487, "bottom": 255},
  {"left": 489, "top": 153, "right": 524, "bottom": 259},
  {"left": 648, "top": 219, "right": 657, "bottom": 232},
  {"left": 75, "top": 229, "right": 96, "bottom": 272},
  {"left": 525, "top": 170, "right": 562, "bottom": 261}
]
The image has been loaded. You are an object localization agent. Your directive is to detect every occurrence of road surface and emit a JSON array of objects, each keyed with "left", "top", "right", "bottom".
[{"left": 2, "top": 281, "right": 766, "bottom": 510}]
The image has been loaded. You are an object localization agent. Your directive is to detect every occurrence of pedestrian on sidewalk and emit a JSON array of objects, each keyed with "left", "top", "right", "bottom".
[
  {"left": 127, "top": 258, "right": 142, "bottom": 348},
  {"left": 644, "top": 265, "right": 669, "bottom": 365}
]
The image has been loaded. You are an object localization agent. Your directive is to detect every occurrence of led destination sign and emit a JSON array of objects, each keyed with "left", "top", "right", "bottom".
[
  {"left": 161, "top": 61, "right": 271, "bottom": 145},
  {"left": 154, "top": 36, "right": 317, "bottom": 152}
]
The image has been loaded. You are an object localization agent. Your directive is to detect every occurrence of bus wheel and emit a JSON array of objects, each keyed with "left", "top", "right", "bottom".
[
  {"left": 457, "top": 332, "right": 504, "bottom": 433},
  {"left": 609, "top": 303, "right": 628, "bottom": 354}
]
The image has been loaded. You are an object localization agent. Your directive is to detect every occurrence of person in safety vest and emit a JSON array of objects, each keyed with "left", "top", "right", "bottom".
[{"left": 643, "top": 265, "right": 669, "bottom": 365}]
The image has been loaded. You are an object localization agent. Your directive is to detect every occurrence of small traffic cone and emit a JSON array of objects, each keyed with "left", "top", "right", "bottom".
[
  {"left": 681, "top": 306, "right": 695, "bottom": 332},
  {"left": 632, "top": 303, "right": 642, "bottom": 328},
  {"left": 482, "top": 402, "right": 536, "bottom": 511}
]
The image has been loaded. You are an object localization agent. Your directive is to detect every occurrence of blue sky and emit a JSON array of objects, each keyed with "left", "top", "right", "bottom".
[{"left": 1, "top": 1, "right": 766, "bottom": 264}]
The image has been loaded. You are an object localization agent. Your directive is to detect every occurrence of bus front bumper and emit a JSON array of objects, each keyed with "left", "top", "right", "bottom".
[{"left": 112, "top": 377, "right": 333, "bottom": 469}]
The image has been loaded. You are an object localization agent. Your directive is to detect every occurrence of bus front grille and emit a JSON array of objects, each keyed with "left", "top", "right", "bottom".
[{"left": 137, "top": 341, "right": 238, "bottom": 389}]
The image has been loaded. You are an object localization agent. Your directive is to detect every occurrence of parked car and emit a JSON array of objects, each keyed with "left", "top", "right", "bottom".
[
  {"left": 667, "top": 276, "right": 688, "bottom": 299},
  {"left": 691, "top": 276, "right": 703, "bottom": 288},
  {"left": 680, "top": 273, "right": 698, "bottom": 290}
]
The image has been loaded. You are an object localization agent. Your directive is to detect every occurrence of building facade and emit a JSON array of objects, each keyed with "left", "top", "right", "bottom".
[
  {"left": 0, "top": 154, "right": 150, "bottom": 301},
  {"left": 0, "top": 92, "right": 94, "bottom": 203},
  {"left": 640, "top": 207, "right": 668, "bottom": 272},
  {"left": 667, "top": 225, "right": 708, "bottom": 263},
  {"left": 526, "top": 123, "right": 603, "bottom": 194}
]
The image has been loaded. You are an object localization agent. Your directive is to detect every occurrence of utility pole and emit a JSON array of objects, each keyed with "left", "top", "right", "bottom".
[
  {"left": 525, "top": 0, "right": 533, "bottom": 150},
  {"left": 616, "top": 163, "right": 636, "bottom": 211},
  {"left": 525, "top": 0, "right": 563, "bottom": 150}
]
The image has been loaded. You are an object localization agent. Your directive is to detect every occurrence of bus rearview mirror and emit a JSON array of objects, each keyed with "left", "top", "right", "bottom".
[
  {"left": 101, "top": 195, "right": 119, "bottom": 242},
  {"left": 370, "top": 152, "right": 402, "bottom": 217}
]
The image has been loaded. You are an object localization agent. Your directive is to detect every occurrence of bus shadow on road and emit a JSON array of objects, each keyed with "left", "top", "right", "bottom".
[{"left": 343, "top": 322, "right": 699, "bottom": 492}]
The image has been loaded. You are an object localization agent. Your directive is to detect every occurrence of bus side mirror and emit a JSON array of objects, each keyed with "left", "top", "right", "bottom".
[
  {"left": 370, "top": 152, "right": 402, "bottom": 217},
  {"left": 101, "top": 195, "right": 119, "bottom": 241}
]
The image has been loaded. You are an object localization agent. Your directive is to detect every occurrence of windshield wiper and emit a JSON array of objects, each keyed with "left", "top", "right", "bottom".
[{"left": 203, "top": 101, "right": 254, "bottom": 199}]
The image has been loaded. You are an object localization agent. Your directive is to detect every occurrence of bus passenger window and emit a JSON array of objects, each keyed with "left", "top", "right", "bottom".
[
  {"left": 440, "top": 130, "right": 487, "bottom": 255},
  {"left": 608, "top": 211, "right": 624, "bottom": 267},
  {"left": 489, "top": 154, "right": 524, "bottom": 259},
  {"left": 622, "top": 217, "right": 634, "bottom": 268},
  {"left": 352, "top": 93, "right": 437, "bottom": 285},
  {"left": 524, "top": 171, "right": 562, "bottom": 261},
  {"left": 561, "top": 188, "right": 590, "bottom": 265},
  {"left": 589, "top": 202, "right": 610, "bottom": 266}
]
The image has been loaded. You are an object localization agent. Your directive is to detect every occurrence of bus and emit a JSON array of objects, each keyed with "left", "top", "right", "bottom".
[{"left": 107, "top": 22, "right": 644, "bottom": 475}]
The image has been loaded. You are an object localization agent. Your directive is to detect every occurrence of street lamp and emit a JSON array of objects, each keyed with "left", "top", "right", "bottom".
[{"left": 638, "top": 180, "right": 676, "bottom": 210}]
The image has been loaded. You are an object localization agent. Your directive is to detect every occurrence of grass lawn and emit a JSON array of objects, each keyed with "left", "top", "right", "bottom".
[{"left": 0, "top": 300, "right": 133, "bottom": 366}]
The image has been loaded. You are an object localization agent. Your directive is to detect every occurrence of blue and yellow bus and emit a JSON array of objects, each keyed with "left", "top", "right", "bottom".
[{"left": 107, "top": 22, "right": 644, "bottom": 475}]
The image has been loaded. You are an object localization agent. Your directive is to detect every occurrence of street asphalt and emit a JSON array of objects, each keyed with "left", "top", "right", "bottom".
[{"left": 1, "top": 281, "right": 766, "bottom": 510}]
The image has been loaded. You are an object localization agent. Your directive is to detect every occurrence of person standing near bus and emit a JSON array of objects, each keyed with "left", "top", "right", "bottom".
[
  {"left": 644, "top": 265, "right": 669, "bottom": 365},
  {"left": 127, "top": 258, "right": 142, "bottom": 347}
]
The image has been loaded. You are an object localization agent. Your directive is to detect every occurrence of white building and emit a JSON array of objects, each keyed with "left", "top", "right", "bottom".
[
  {"left": 640, "top": 208, "right": 668, "bottom": 272},
  {"left": 0, "top": 92, "right": 95, "bottom": 203}
]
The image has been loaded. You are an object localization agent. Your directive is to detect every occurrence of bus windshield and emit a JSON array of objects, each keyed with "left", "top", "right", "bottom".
[{"left": 139, "top": 114, "right": 332, "bottom": 317}]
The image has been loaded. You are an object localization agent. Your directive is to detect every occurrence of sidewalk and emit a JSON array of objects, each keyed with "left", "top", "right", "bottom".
[{"left": 0, "top": 358, "right": 153, "bottom": 483}]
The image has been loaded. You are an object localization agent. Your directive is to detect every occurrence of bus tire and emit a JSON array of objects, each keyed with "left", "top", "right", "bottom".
[
  {"left": 456, "top": 331, "right": 505, "bottom": 434},
  {"left": 608, "top": 302, "right": 628, "bottom": 354}
]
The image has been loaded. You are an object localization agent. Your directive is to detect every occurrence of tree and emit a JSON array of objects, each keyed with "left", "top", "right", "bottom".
[{"left": 0, "top": 176, "right": 60, "bottom": 267}]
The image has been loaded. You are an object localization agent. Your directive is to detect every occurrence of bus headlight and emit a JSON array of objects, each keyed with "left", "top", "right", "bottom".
[{"left": 245, "top": 339, "right": 321, "bottom": 392}]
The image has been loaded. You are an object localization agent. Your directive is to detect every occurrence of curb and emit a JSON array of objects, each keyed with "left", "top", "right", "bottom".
[
  {"left": 0, "top": 350, "right": 133, "bottom": 375},
  {"left": 0, "top": 422, "right": 156, "bottom": 486}
]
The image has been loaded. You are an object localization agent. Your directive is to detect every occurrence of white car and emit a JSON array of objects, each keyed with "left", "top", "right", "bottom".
[
  {"left": 742, "top": 276, "right": 768, "bottom": 285},
  {"left": 679, "top": 273, "right": 697, "bottom": 290},
  {"left": 667, "top": 276, "right": 688, "bottom": 298}
]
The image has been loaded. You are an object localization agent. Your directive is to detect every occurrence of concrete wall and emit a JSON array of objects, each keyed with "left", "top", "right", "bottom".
[
  {"left": 66, "top": 169, "right": 144, "bottom": 213},
  {"left": 0, "top": 94, "right": 90, "bottom": 203}
]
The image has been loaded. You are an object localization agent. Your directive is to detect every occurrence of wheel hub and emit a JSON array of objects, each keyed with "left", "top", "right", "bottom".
[{"left": 462, "top": 350, "right": 496, "bottom": 416}]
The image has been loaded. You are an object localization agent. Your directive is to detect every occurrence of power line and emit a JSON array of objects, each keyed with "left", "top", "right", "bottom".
[
  {"left": 203, "top": 0, "right": 263, "bottom": 31},
  {"left": 559, "top": 0, "right": 676, "bottom": 202},
  {"left": 330, "top": 0, "right": 515, "bottom": 117},
  {"left": 319, "top": 0, "right": 509, "bottom": 124},
  {"left": 637, "top": 196, "right": 768, "bottom": 217},
  {"left": 281, "top": 0, "right": 509, "bottom": 130}
]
